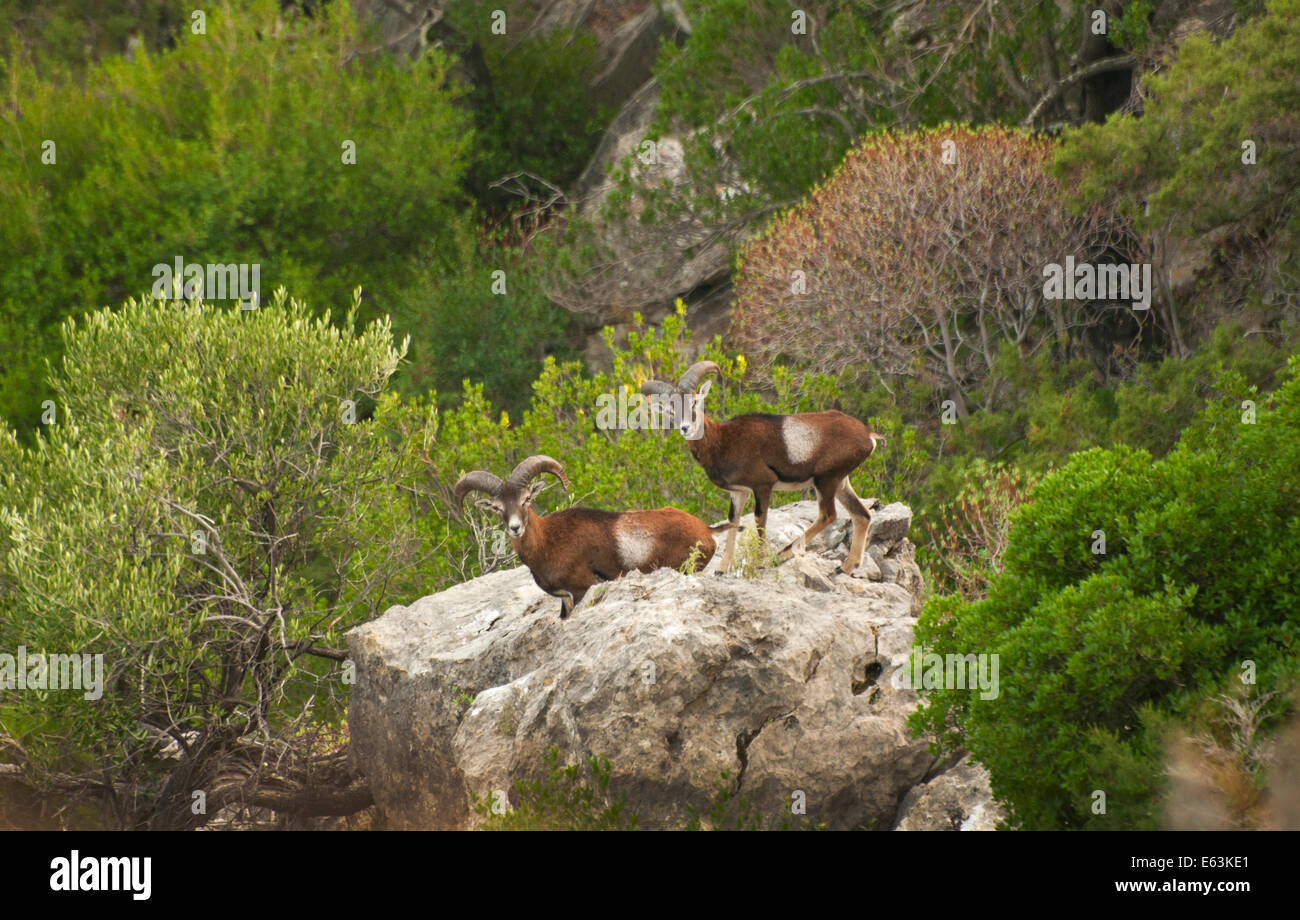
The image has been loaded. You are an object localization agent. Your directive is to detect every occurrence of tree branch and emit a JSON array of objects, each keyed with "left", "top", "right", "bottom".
[{"left": 1020, "top": 55, "right": 1137, "bottom": 127}]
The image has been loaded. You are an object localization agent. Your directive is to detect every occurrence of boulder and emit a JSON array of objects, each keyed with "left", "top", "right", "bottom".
[
  {"left": 347, "top": 499, "right": 994, "bottom": 829},
  {"left": 893, "top": 754, "right": 1006, "bottom": 830},
  {"left": 722, "top": 500, "right": 924, "bottom": 610},
  {"left": 349, "top": 1, "right": 689, "bottom": 113},
  {"left": 866, "top": 502, "right": 913, "bottom": 552},
  {"left": 349, "top": 0, "right": 440, "bottom": 58}
]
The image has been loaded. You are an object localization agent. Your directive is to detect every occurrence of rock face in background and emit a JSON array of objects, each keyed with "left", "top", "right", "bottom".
[
  {"left": 568, "top": 76, "right": 736, "bottom": 367},
  {"left": 347, "top": 499, "right": 999, "bottom": 829},
  {"left": 347, "top": 2, "right": 718, "bottom": 362},
  {"left": 348, "top": 1, "right": 688, "bottom": 105},
  {"left": 348, "top": 0, "right": 440, "bottom": 58},
  {"left": 349, "top": 1, "right": 1266, "bottom": 364},
  {"left": 567, "top": 50, "right": 739, "bottom": 362},
  {"left": 528, "top": 0, "right": 690, "bottom": 109}
]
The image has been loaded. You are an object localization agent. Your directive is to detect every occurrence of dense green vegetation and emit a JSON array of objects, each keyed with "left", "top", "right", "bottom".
[
  {"left": 614, "top": 0, "right": 1173, "bottom": 225},
  {"left": 904, "top": 0, "right": 1300, "bottom": 828},
  {"left": 914, "top": 360, "right": 1300, "bottom": 828},
  {"left": 0, "top": 289, "right": 435, "bottom": 827},
  {"left": 441, "top": 1, "right": 612, "bottom": 211},
  {"left": 0, "top": 1, "right": 470, "bottom": 430},
  {"left": 0, "top": 0, "right": 184, "bottom": 68},
  {"left": 1054, "top": 0, "right": 1300, "bottom": 343},
  {"left": 1055, "top": 0, "right": 1300, "bottom": 243},
  {"left": 0, "top": 0, "right": 591, "bottom": 432},
  {"left": 0, "top": 0, "right": 1296, "bottom": 829}
]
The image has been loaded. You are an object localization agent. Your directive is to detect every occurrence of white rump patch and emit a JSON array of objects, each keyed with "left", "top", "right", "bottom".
[
  {"left": 614, "top": 520, "right": 656, "bottom": 569},
  {"left": 782, "top": 417, "right": 821, "bottom": 464}
]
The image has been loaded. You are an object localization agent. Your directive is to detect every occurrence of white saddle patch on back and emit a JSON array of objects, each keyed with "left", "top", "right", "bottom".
[
  {"left": 782, "top": 416, "right": 821, "bottom": 464},
  {"left": 614, "top": 520, "right": 656, "bottom": 569}
]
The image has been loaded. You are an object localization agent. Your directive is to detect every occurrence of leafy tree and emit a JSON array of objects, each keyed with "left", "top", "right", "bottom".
[
  {"left": 611, "top": 0, "right": 1151, "bottom": 229},
  {"left": 1054, "top": 0, "right": 1300, "bottom": 341},
  {"left": 386, "top": 230, "right": 576, "bottom": 415},
  {"left": 1055, "top": 0, "right": 1300, "bottom": 239},
  {"left": 0, "top": 289, "right": 440, "bottom": 828},
  {"left": 912, "top": 355, "right": 1300, "bottom": 828},
  {"left": 0, "top": 0, "right": 472, "bottom": 432},
  {"left": 0, "top": 0, "right": 185, "bottom": 69},
  {"left": 439, "top": 1, "right": 612, "bottom": 211}
]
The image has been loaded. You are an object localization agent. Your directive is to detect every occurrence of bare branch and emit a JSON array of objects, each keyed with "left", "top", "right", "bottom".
[{"left": 1020, "top": 55, "right": 1137, "bottom": 127}]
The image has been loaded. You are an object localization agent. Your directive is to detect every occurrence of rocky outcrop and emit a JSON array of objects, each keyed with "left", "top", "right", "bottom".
[
  {"left": 349, "top": 0, "right": 441, "bottom": 58},
  {"left": 344, "top": 2, "right": 719, "bottom": 359},
  {"left": 347, "top": 499, "right": 1001, "bottom": 829},
  {"left": 567, "top": 74, "right": 737, "bottom": 364},
  {"left": 893, "top": 754, "right": 1004, "bottom": 830}
]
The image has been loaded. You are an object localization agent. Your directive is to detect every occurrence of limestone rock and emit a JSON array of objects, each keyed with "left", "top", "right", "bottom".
[
  {"left": 893, "top": 755, "right": 1005, "bottom": 831},
  {"left": 347, "top": 499, "right": 997, "bottom": 829}
]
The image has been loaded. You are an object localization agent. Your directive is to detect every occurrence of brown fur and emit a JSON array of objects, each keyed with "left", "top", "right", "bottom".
[
  {"left": 512, "top": 506, "right": 716, "bottom": 617},
  {"left": 456, "top": 462, "right": 717, "bottom": 618},
  {"left": 647, "top": 379, "right": 883, "bottom": 572}
]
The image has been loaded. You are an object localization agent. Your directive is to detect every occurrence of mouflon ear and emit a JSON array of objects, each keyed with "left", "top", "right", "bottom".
[
  {"left": 474, "top": 497, "right": 496, "bottom": 511},
  {"left": 695, "top": 379, "right": 712, "bottom": 401},
  {"left": 524, "top": 479, "right": 549, "bottom": 504}
]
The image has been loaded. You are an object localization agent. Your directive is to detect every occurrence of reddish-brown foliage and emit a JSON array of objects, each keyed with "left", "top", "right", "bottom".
[{"left": 732, "top": 126, "right": 1127, "bottom": 413}]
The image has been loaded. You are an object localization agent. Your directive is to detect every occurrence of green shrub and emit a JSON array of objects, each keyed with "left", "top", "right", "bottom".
[
  {"left": 0, "top": 288, "right": 440, "bottom": 828},
  {"left": 473, "top": 748, "right": 638, "bottom": 830},
  {"left": 386, "top": 231, "right": 576, "bottom": 415},
  {"left": 921, "top": 463, "right": 1041, "bottom": 600},
  {"left": 0, "top": 0, "right": 472, "bottom": 432},
  {"left": 0, "top": 1, "right": 184, "bottom": 69},
  {"left": 1053, "top": 0, "right": 1300, "bottom": 329},
  {"left": 912, "top": 355, "right": 1300, "bottom": 828},
  {"left": 1055, "top": 0, "right": 1300, "bottom": 239},
  {"left": 441, "top": 2, "right": 611, "bottom": 211},
  {"left": 683, "top": 770, "right": 823, "bottom": 831}
]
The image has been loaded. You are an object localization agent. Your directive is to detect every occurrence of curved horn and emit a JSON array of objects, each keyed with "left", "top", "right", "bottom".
[
  {"left": 678, "top": 361, "right": 720, "bottom": 392},
  {"left": 507, "top": 455, "right": 570, "bottom": 491},
  {"left": 640, "top": 380, "right": 675, "bottom": 397},
  {"left": 452, "top": 471, "right": 503, "bottom": 512}
]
